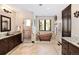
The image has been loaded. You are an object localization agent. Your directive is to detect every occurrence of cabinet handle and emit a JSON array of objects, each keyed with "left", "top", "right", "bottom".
[{"left": 58, "top": 41, "right": 62, "bottom": 46}]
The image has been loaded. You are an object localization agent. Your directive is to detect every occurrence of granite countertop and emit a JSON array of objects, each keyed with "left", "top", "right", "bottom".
[
  {"left": 62, "top": 37, "right": 79, "bottom": 48},
  {"left": 0, "top": 31, "right": 21, "bottom": 40}
]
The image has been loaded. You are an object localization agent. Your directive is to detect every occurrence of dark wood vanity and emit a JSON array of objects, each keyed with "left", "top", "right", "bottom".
[
  {"left": 0, "top": 33, "right": 22, "bottom": 55},
  {"left": 62, "top": 4, "right": 79, "bottom": 55},
  {"left": 62, "top": 39, "right": 69, "bottom": 55},
  {"left": 62, "top": 39, "right": 79, "bottom": 55}
]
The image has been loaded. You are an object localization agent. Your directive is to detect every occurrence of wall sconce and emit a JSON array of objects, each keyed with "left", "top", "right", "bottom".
[
  {"left": 54, "top": 16, "right": 57, "bottom": 21},
  {"left": 17, "top": 26, "right": 21, "bottom": 32},
  {"left": 74, "top": 11, "right": 79, "bottom": 18},
  {"left": 3, "top": 9, "right": 12, "bottom": 13},
  {"left": 1, "top": 5, "right": 12, "bottom": 13}
]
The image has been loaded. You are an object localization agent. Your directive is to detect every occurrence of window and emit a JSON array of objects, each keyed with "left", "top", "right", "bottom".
[
  {"left": 24, "top": 19, "right": 31, "bottom": 26},
  {"left": 39, "top": 20, "right": 51, "bottom": 31}
]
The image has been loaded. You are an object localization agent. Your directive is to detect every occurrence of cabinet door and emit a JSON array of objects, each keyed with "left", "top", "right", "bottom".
[
  {"left": 8, "top": 36, "right": 16, "bottom": 51},
  {"left": 0, "top": 39, "right": 8, "bottom": 55},
  {"left": 13, "top": 35, "right": 18, "bottom": 47},
  {"left": 62, "top": 4, "right": 71, "bottom": 37},
  {"left": 69, "top": 43, "right": 79, "bottom": 55},
  {"left": 8, "top": 34, "right": 22, "bottom": 51},
  {"left": 62, "top": 39, "right": 70, "bottom": 55},
  {"left": 15, "top": 34, "right": 22, "bottom": 46},
  {"left": 67, "top": 6, "right": 71, "bottom": 37},
  {"left": 17, "top": 34, "right": 22, "bottom": 44},
  {"left": 0, "top": 33, "right": 22, "bottom": 55}
]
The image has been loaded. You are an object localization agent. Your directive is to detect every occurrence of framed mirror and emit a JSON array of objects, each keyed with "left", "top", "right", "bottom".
[{"left": 0, "top": 15, "right": 11, "bottom": 32}]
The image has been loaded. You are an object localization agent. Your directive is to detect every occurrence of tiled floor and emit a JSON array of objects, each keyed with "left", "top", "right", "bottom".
[{"left": 7, "top": 40, "right": 62, "bottom": 55}]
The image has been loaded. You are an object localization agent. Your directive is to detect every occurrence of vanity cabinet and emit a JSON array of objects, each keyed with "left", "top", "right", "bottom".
[
  {"left": 8, "top": 36, "right": 16, "bottom": 51},
  {"left": 0, "top": 38, "right": 8, "bottom": 55},
  {"left": 69, "top": 42, "right": 79, "bottom": 55},
  {"left": 62, "top": 4, "right": 71, "bottom": 37},
  {"left": 15, "top": 34, "right": 22, "bottom": 45},
  {"left": 62, "top": 39, "right": 70, "bottom": 55},
  {"left": 62, "top": 39, "right": 79, "bottom": 55},
  {"left": 0, "top": 33, "right": 22, "bottom": 55}
]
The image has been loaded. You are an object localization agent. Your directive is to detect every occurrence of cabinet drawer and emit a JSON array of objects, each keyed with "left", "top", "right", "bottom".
[{"left": 8, "top": 36, "right": 16, "bottom": 51}]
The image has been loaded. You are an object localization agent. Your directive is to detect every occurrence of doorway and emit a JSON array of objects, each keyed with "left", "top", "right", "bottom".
[{"left": 23, "top": 19, "right": 32, "bottom": 42}]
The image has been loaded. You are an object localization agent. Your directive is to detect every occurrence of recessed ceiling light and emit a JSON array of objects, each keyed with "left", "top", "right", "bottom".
[
  {"left": 39, "top": 4, "right": 43, "bottom": 6},
  {"left": 47, "top": 8, "right": 50, "bottom": 10}
]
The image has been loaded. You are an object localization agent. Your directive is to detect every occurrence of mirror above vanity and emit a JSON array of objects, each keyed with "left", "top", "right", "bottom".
[{"left": 0, "top": 15, "right": 11, "bottom": 32}]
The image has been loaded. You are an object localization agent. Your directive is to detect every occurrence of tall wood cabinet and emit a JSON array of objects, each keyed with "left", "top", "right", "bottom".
[{"left": 62, "top": 4, "right": 71, "bottom": 37}]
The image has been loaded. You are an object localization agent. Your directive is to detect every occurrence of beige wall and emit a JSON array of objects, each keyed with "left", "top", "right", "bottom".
[
  {"left": 0, "top": 5, "right": 33, "bottom": 41},
  {"left": 22, "top": 11, "right": 33, "bottom": 39},
  {"left": 56, "top": 12, "right": 62, "bottom": 42},
  {"left": 0, "top": 5, "right": 16, "bottom": 33},
  {"left": 15, "top": 11, "right": 33, "bottom": 32},
  {"left": 71, "top": 4, "right": 79, "bottom": 37},
  {"left": 56, "top": 4, "right": 79, "bottom": 42}
]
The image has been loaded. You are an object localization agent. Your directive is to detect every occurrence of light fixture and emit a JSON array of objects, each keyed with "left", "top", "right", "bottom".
[
  {"left": 54, "top": 16, "right": 57, "bottom": 21},
  {"left": 1, "top": 5, "right": 12, "bottom": 13},
  {"left": 74, "top": 11, "right": 79, "bottom": 18},
  {"left": 39, "top": 4, "right": 43, "bottom": 6},
  {"left": 3, "top": 9, "right": 12, "bottom": 13}
]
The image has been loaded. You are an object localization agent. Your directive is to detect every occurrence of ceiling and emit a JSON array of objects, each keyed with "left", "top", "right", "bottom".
[{"left": 9, "top": 4, "right": 69, "bottom": 16}]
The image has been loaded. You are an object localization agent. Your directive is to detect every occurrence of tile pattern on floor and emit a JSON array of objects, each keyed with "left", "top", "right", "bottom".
[{"left": 7, "top": 41, "right": 61, "bottom": 55}]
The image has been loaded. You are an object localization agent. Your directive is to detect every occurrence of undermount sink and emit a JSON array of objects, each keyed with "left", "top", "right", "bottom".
[
  {"left": 6, "top": 33, "right": 13, "bottom": 36},
  {"left": 0, "top": 32, "right": 13, "bottom": 37}
]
